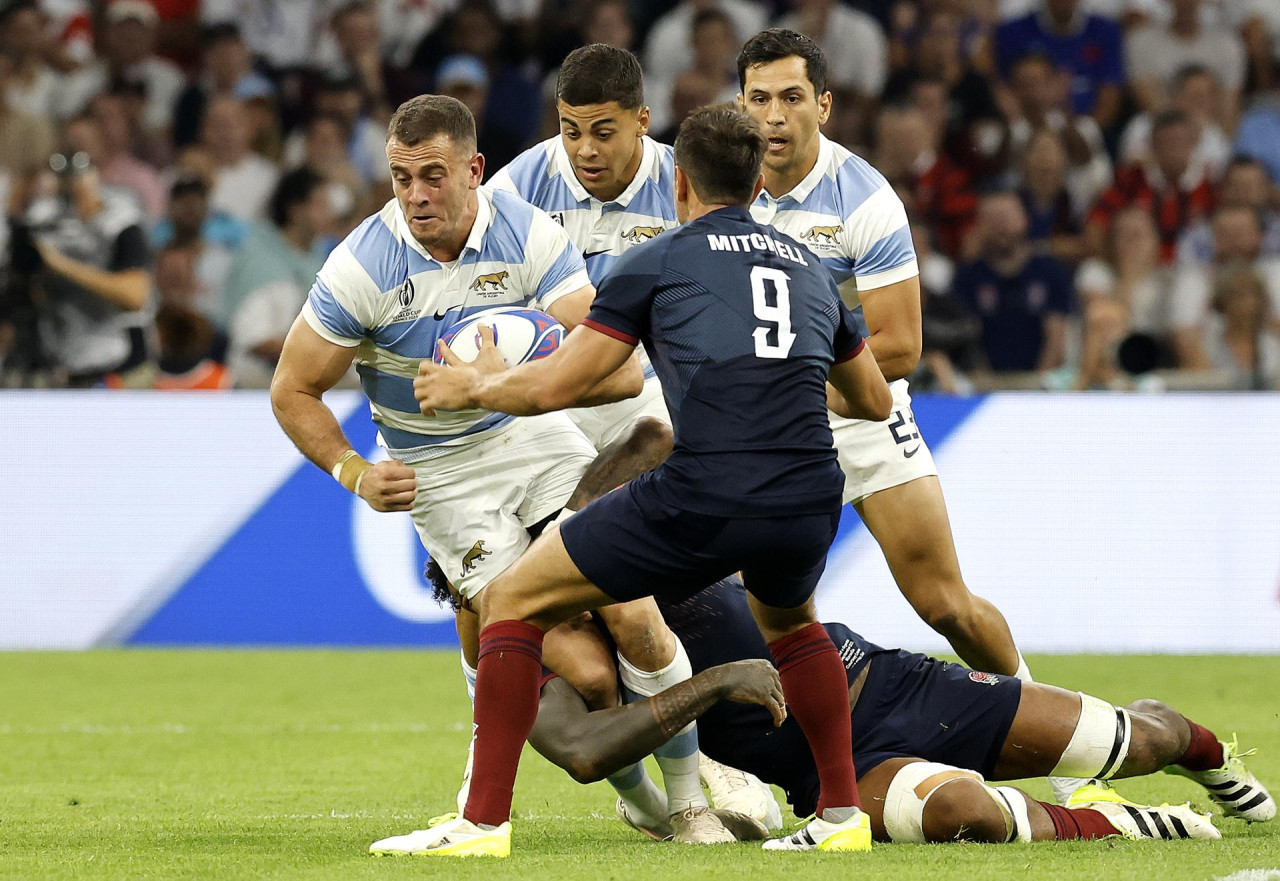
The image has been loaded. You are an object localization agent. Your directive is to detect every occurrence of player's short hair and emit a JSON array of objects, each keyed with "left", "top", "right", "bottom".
[
  {"left": 736, "top": 28, "right": 827, "bottom": 98},
  {"left": 269, "top": 167, "right": 323, "bottom": 228},
  {"left": 556, "top": 43, "right": 644, "bottom": 110},
  {"left": 387, "top": 94, "right": 477, "bottom": 150},
  {"left": 675, "top": 104, "right": 766, "bottom": 206}
]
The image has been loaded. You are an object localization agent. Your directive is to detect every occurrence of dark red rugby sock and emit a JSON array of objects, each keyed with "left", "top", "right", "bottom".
[
  {"left": 769, "top": 623, "right": 861, "bottom": 814},
  {"left": 1177, "top": 717, "right": 1225, "bottom": 772},
  {"left": 1040, "top": 802, "right": 1118, "bottom": 840},
  {"left": 463, "top": 620, "right": 545, "bottom": 828}
]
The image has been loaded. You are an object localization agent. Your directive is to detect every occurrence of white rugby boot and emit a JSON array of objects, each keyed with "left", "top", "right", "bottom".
[
  {"left": 1167, "top": 735, "right": 1276, "bottom": 822},
  {"left": 669, "top": 805, "right": 736, "bottom": 844},
  {"left": 616, "top": 796, "right": 673, "bottom": 840},
  {"left": 1068, "top": 783, "right": 1220, "bottom": 840},
  {"left": 369, "top": 812, "right": 511, "bottom": 857},
  {"left": 762, "top": 809, "right": 872, "bottom": 852},
  {"left": 700, "top": 754, "right": 784, "bottom": 832}
]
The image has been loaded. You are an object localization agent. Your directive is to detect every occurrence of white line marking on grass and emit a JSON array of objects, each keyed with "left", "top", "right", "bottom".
[{"left": 1215, "top": 870, "right": 1280, "bottom": 881}]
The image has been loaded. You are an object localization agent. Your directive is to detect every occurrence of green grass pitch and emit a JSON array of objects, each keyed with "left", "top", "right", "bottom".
[{"left": 1, "top": 651, "right": 1277, "bottom": 880}]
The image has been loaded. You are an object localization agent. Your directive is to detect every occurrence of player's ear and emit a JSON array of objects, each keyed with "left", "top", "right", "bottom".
[
  {"left": 817, "top": 90, "right": 833, "bottom": 125},
  {"left": 636, "top": 106, "right": 650, "bottom": 137},
  {"left": 469, "top": 151, "right": 485, "bottom": 188}
]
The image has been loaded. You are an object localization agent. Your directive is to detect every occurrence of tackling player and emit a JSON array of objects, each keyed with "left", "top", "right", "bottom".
[
  {"left": 523, "top": 576, "right": 1274, "bottom": 844},
  {"left": 270, "top": 95, "right": 732, "bottom": 847},
  {"left": 737, "top": 30, "right": 1031, "bottom": 688},
  {"left": 406, "top": 105, "right": 894, "bottom": 857}
]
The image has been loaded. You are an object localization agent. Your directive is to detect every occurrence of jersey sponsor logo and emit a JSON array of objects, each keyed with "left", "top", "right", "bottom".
[
  {"left": 968, "top": 671, "right": 1000, "bottom": 686},
  {"left": 622, "top": 225, "right": 664, "bottom": 243},
  {"left": 470, "top": 271, "right": 510, "bottom": 292},
  {"left": 460, "top": 540, "right": 492, "bottom": 575},
  {"left": 802, "top": 224, "right": 843, "bottom": 245}
]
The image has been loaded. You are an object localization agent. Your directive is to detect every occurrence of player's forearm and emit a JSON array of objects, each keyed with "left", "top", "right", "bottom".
[
  {"left": 570, "top": 355, "right": 644, "bottom": 407},
  {"left": 532, "top": 668, "right": 733, "bottom": 783},
  {"left": 472, "top": 358, "right": 636, "bottom": 415},
  {"left": 269, "top": 383, "right": 358, "bottom": 474}
]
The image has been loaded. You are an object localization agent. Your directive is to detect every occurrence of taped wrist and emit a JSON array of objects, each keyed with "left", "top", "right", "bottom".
[{"left": 331, "top": 449, "right": 372, "bottom": 495}]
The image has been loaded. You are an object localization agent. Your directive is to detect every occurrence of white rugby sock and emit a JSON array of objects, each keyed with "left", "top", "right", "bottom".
[
  {"left": 1014, "top": 652, "right": 1033, "bottom": 682},
  {"left": 461, "top": 650, "right": 478, "bottom": 702},
  {"left": 618, "top": 640, "right": 708, "bottom": 813},
  {"left": 608, "top": 762, "right": 669, "bottom": 827}
]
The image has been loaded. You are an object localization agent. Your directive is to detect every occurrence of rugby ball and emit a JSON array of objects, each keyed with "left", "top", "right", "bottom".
[{"left": 435, "top": 307, "right": 565, "bottom": 367}]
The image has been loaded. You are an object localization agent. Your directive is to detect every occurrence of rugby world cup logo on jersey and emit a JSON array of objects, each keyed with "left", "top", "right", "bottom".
[
  {"left": 389, "top": 278, "right": 418, "bottom": 321},
  {"left": 470, "top": 270, "right": 509, "bottom": 293},
  {"left": 802, "top": 224, "right": 843, "bottom": 247},
  {"left": 622, "top": 225, "right": 664, "bottom": 243}
]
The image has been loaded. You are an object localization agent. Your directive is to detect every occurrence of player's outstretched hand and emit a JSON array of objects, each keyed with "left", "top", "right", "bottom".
[
  {"left": 357, "top": 459, "right": 417, "bottom": 512},
  {"left": 414, "top": 354, "right": 479, "bottom": 415},
  {"left": 715, "top": 659, "right": 787, "bottom": 727}
]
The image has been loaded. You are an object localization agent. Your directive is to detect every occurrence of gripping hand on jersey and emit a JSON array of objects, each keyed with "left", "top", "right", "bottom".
[{"left": 414, "top": 324, "right": 506, "bottom": 415}]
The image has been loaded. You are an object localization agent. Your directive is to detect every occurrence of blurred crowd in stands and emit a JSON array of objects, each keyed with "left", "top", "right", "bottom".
[{"left": 2, "top": 0, "right": 1279, "bottom": 391}]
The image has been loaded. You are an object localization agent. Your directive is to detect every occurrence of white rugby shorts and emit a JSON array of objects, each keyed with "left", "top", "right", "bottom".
[
  {"left": 566, "top": 375, "right": 670, "bottom": 450},
  {"left": 406, "top": 412, "right": 596, "bottom": 600},
  {"left": 833, "top": 379, "right": 939, "bottom": 506}
]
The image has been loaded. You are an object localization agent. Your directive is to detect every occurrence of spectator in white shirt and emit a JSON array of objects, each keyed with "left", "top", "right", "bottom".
[
  {"left": 1126, "top": 0, "right": 1245, "bottom": 121},
  {"left": 1119, "top": 64, "right": 1231, "bottom": 179},
  {"left": 776, "top": 0, "right": 886, "bottom": 97},
  {"left": 0, "top": 1, "right": 62, "bottom": 120},
  {"left": 200, "top": 94, "right": 280, "bottom": 222}
]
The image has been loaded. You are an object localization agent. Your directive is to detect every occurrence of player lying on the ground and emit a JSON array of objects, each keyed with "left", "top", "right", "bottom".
[{"left": 514, "top": 577, "right": 1276, "bottom": 844}]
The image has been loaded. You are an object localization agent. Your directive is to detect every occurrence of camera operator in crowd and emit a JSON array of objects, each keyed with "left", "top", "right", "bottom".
[{"left": 5, "top": 148, "right": 153, "bottom": 387}]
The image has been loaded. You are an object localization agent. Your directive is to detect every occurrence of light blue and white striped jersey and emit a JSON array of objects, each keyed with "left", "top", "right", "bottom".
[
  {"left": 750, "top": 135, "right": 919, "bottom": 335},
  {"left": 488, "top": 134, "right": 679, "bottom": 286},
  {"left": 302, "top": 188, "right": 590, "bottom": 457}
]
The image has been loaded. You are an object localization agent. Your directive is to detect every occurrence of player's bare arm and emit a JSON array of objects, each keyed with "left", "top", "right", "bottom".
[
  {"left": 827, "top": 344, "right": 893, "bottom": 422},
  {"left": 857, "top": 276, "right": 923, "bottom": 381},
  {"left": 528, "top": 659, "right": 786, "bottom": 784},
  {"left": 544, "top": 284, "right": 595, "bottom": 330},
  {"left": 270, "top": 316, "right": 416, "bottom": 512},
  {"left": 414, "top": 323, "right": 640, "bottom": 416}
]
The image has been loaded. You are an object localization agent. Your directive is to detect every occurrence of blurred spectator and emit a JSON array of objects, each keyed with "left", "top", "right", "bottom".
[
  {"left": 581, "top": 0, "right": 634, "bottom": 49},
  {"left": 1200, "top": 263, "right": 1280, "bottom": 388},
  {"left": 0, "top": 56, "right": 55, "bottom": 185},
  {"left": 666, "top": 9, "right": 740, "bottom": 128},
  {"left": 38, "top": 0, "right": 93, "bottom": 69},
  {"left": 995, "top": 0, "right": 1125, "bottom": 129},
  {"left": 998, "top": 52, "right": 1111, "bottom": 210},
  {"left": 57, "top": 1, "right": 186, "bottom": 138},
  {"left": 883, "top": 10, "right": 1001, "bottom": 168},
  {"left": 910, "top": 221, "right": 984, "bottom": 395},
  {"left": 1074, "top": 205, "right": 1169, "bottom": 388},
  {"left": 1234, "top": 89, "right": 1280, "bottom": 185},
  {"left": 1087, "top": 110, "right": 1215, "bottom": 264},
  {"left": 282, "top": 74, "right": 389, "bottom": 189},
  {"left": 172, "top": 23, "right": 276, "bottom": 149},
  {"left": 1119, "top": 65, "right": 1230, "bottom": 179},
  {"left": 436, "top": 54, "right": 523, "bottom": 174},
  {"left": 147, "top": 244, "right": 232, "bottom": 390},
  {"left": 875, "top": 103, "right": 977, "bottom": 257},
  {"left": 777, "top": 0, "right": 888, "bottom": 98},
  {"left": 1169, "top": 205, "right": 1280, "bottom": 368},
  {"left": 0, "top": 0, "right": 63, "bottom": 119},
  {"left": 77, "top": 94, "right": 167, "bottom": 222},
  {"left": 1126, "top": 0, "right": 1245, "bottom": 121},
  {"left": 1178, "top": 156, "right": 1280, "bottom": 263},
  {"left": 1017, "top": 127, "right": 1086, "bottom": 262},
  {"left": 295, "top": 113, "right": 371, "bottom": 232},
  {"left": 226, "top": 169, "right": 332, "bottom": 387},
  {"left": 644, "top": 0, "right": 769, "bottom": 133},
  {"left": 200, "top": 95, "right": 280, "bottom": 222},
  {"left": 952, "top": 190, "right": 1072, "bottom": 373},
  {"left": 199, "top": 0, "right": 330, "bottom": 73},
  {"left": 151, "top": 174, "right": 248, "bottom": 324},
  {"left": 316, "top": 1, "right": 423, "bottom": 121},
  {"left": 23, "top": 148, "right": 152, "bottom": 385}
]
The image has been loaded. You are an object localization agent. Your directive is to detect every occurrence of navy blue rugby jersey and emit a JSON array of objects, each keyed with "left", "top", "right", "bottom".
[{"left": 582, "top": 205, "right": 865, "bottom": 517}]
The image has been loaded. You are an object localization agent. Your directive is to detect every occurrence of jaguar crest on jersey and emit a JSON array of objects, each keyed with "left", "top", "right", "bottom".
[
  {"left": 461, "top": 540, "right": 492, "bottom": 575},
  {"left": 622, "top": 225, "right": 664, "bottom": 243},
  {"left": 470, "top": 270, "right": 509, "bottom": 292},
  {"left": 802, "top": 224, "right": 843, "bottom": 245}
]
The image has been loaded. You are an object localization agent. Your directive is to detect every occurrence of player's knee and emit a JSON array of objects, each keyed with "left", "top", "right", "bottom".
[
  {"left": 623, "top": 416, "right": 674, "bottom": 464},
  {"left": 918, "top": 591, "right": 978, "bottom": 640},
  {"left": 921, "top": 780, "right": 1009, "bottom": 844},
  {"left": 1125, "top": 699, "right": 1188, "bottom": 768}
]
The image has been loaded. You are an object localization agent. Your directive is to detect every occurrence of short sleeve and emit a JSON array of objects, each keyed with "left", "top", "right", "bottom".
[
  {"left": 110, "top": 225, "right": 150, "bottom": 271},
  {"left": 839, "top": 183, "right": 920, "bottom": 291},
  {"left": 524, "top": 207, "right": 590, "bottom": 311},
  {"left": 833, "top": 298, "right": 866, "bottom": 363},
  {"left": 299, "top": 242, "right": 379, "bottom": 347},
  {"left": 583, "top": 247, "right": 658, "bottom": 345}
]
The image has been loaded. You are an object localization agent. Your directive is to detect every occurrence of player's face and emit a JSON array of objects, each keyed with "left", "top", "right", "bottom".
[
  {"left": 387, "top": 134, "right": 484, "bottom": 251},
  {"left": 558, "top": 100, "right": 649, "bottom": 201},
  {"left": 739, "top": 57, "right": 831, "bottom": 179}
]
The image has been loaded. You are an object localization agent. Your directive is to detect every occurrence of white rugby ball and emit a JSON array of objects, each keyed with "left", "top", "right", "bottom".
[{"left": 435, "top": 307, "right": 565, "bottom": 367}]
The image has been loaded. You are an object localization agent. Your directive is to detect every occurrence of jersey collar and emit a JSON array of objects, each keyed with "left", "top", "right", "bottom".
[
  {"left": 553, "top": 135, "right": 658, "bottom": 208},
  {"left": 394, "top": 188, "right": 494, "bottom": 264},
  {"left": 760, "top": 134, "right": 833, "bottom": 206}
]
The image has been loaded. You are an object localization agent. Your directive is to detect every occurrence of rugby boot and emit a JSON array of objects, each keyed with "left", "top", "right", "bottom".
[
  {"left": 369, "top": 812, "right": 511, "bottom": 857},
  {"left": 669, "top": 805, "right": 736, "bottom": 844},
  {"left": 700, "top": 754, "right": 784, "bottom": 832},
  {"left": 1167, "top": 735, "right": 1276, "bottom": 822},
  {"left": 762, "top": 808, "right": 872, "bottom": 852},
  {"left": 1068, "top": 783, "right": 1220, "bottom": 840}
]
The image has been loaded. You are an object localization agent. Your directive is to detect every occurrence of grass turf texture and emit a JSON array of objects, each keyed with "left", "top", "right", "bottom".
[{"left": 1, "top": 652, "right": 1277, "bottom": 880}]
